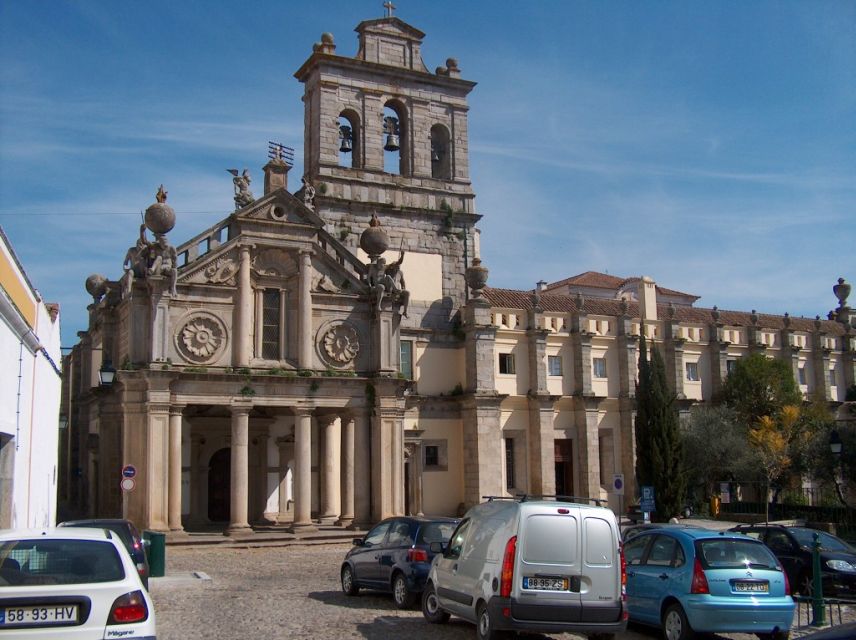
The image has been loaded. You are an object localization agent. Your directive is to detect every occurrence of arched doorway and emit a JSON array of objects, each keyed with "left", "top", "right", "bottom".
[{"left": 208, "top": 447, "right": 231, "bottom": 522}]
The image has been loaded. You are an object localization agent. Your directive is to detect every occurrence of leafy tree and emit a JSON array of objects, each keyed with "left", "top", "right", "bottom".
[
  {"left": 749, "top": 405, "right": 799, "bottom": 521},
  {"left": 719, "top": 353, "right": 801, "bottom": 424},
  {"left": 683, "top": 405, "right": 757, "bottom": 502},
  {"left": 635, "top": 333, "right": 686, "bottom": 521}
]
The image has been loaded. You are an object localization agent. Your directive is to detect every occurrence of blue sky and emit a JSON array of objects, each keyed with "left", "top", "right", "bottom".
[{"left": 1, "top": 1, "right": 854, "bottom": 348}]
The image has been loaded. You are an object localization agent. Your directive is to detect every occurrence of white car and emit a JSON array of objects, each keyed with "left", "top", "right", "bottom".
[{"left": 0, "top": 527, "right": 157, "bottom": 639}]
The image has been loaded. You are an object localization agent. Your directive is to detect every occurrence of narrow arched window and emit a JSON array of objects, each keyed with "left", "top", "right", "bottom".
[
  {"left": 338, "top": 111, "right": 361, "bottom": 169},
  {"left": 383, "top": 102, "right": 408, "bottom": 175},
  {"left": 430, "top": 124, "right": 451, "bottom": 179}
]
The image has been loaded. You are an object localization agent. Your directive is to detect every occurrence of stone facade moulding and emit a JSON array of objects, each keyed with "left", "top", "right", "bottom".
[{"left": 316, "top": 318, "right": 364, "bottom": 368}]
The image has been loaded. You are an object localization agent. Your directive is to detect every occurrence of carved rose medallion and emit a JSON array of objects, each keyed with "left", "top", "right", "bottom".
[
  {"left": 175, "top": 313, "right": 227, "bottom": 364},
  {"left": 323, "top": 323, "right": 360, "bottom": 364}
]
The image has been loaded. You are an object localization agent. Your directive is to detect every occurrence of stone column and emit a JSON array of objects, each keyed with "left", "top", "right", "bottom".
[
  {"left": 226, "top": 404, "right": 252, "bottom": 535},
  {"left": 276, "top": 436, "right": 294, "bottom": 524},
  {"left": 338, "top": 414, "right": 355, "bottom": 527},
  {"left": 168, "top": 405, "right": 185, "bottom": 532},
  {"left": 234, "top": 245, "right": 252, "bottom": 366},
  {"left": 352, "top": 412, "right": 371, "bottom": 529},
  {"left": 318, "top": 414, "right": 341, "bottom": 524},
  {"left": 289, "top": 408, "right": 316, "bottom": 532},
  {"left": 392, "top": 414, "right": 403, "bottom": 515},
  {"left": 298, "top": 251, "right": 313, "bottom": 369}
]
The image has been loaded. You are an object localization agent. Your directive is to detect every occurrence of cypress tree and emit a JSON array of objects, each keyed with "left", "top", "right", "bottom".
[{"left": 634, "top": 331, "right": 686, "bottom": 522}]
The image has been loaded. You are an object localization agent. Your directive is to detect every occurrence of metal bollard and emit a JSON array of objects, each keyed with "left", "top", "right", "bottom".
[{"left": 810, "top": 531, "right": 825, "bottom": 626}]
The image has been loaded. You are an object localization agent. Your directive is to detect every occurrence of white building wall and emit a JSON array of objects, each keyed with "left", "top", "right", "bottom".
[{"left": 0, "top": 232, "right": 62, "bottom": 529}]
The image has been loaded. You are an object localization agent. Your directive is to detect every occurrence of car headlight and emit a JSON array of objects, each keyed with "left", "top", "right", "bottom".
[{"left": 825, "top": 559, "right": 856, "bottom": 573}]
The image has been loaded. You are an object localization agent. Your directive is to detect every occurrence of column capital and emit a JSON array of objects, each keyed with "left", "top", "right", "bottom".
[
  {"left": 315, "top": 412, "right": 338, "bottom": 427},
  {"left": 230, "top": 402, "right": 253, "bottom": 417},
  {"left": 169, "top": 404, "right": 186, "bottom": 417}
]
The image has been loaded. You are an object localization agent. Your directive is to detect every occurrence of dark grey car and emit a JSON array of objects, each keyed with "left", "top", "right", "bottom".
[{"left": 59, "top": 518, "right": 150, "bottom": 589}]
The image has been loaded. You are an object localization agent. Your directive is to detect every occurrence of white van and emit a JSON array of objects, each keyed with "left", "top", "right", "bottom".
[{"left": 422, "top": 496, "right": 627, "bottom": 640}]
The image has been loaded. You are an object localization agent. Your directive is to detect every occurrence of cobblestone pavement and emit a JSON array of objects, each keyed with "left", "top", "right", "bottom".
[{"left": 150, "top": 542, "right": 853, "bottom": 640}]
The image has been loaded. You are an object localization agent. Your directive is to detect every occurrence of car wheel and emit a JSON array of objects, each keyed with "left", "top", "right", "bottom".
[
  {"left": 477, "top": 601, "right": 499, "bottom": 640},
  {"left": 341, "top": 565, "right": 359, "bottom": 596},
  {"left": 392, "top": 572, "right": 417, "bottom": 609},
  {"left": 757, "top": 632, "right": 790, "bottom": 640},
  {"left": 422, "top": 582, "right": 450, "bottom": 624},
  {"left": 662, "top": 603, "right": 693, "bottom": 640}
]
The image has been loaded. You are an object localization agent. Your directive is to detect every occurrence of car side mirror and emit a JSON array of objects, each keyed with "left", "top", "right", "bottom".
[
  {"left": 429, "top": 541, "right": 446, "bottom": 554},
  {"left": 352, "top": 538, "right": 364, "bottom": 547}
]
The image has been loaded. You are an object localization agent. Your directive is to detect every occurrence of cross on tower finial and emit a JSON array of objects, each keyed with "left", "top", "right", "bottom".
[{"left": 383, "top": 1, "right": 395, "bottom": 18}]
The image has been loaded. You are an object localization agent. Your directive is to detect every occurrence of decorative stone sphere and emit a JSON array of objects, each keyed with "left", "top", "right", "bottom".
[
  {"left": 85, "top": 274, "right": 107, "bottom": 300},
  {"left": 144, "top": 185, "right": 175, "bottom": 235},
  {"left": 465, "top": 258, "right": 489, "bottom": 297},
  {"left": 145, "top": 201, "right": 175, "bottom": 236},
  {"left": 321, "top": 32, "right": 334, "bottom": 44},
  {"left": 359, "top": 213, "right": 389, "bottom": 258}
]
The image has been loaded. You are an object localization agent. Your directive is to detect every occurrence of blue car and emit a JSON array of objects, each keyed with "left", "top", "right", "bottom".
[
  {"left": 624, "top": 527, "right": 794, "bottom": 640},
  {"left": 340, "top": 516, "right": 458, "bottom": 609}
]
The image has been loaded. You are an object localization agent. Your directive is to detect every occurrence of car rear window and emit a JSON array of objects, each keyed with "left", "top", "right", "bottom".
[
  {"left": 418, "top": 522, "right": 457, "bottom": 544},
  {"left": 697, "top": 538, "right": 778, "bottom": 570},
  {"left": 0, "top": 539, "right": 125, "bottom": 587},
  {"left": 522, "top": 514, "right": 577, "bottom": 565}
]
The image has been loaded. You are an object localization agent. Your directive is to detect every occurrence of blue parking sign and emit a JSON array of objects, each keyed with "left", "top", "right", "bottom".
[{"left": 640, "top": 485, "right": 656, "bottom": 513}]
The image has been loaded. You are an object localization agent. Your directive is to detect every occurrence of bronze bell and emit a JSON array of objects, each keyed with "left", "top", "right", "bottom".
[
  {"left": 384, "top": 134, "right": 400, "bottom": 152},
  {"left": 339, "top": 125, "right": 353, "bottom": 153}
]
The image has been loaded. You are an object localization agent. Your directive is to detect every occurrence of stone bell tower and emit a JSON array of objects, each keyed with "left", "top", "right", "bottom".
[{"left": 293, "top": 12, "right": 481, "bottom": 316}]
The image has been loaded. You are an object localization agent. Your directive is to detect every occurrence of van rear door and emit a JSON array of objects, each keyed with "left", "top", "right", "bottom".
[
  {"left": 579, "top": 512, "right": 622, "bottom": 623},
  {"left": 514, "top": 509, "right": 583, "bottom": 622}
]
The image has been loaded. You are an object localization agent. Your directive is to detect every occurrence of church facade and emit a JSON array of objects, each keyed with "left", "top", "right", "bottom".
[{"left": 61, "top": 14, "right": 855, "bottom": 533}]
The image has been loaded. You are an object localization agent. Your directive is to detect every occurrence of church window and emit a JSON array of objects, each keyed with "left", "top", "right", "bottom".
[
  {"left": 592, "top": 357, "right": 607, "bottom": 379},
  {"left": 499, "top": 353, "right": 515, "bottom": 375},
  {"left": 548, "top": 355, "right": 562, "bottom": 376},
  {"left": 505, "top": 438, "right": 515, "bottom": 490},
  {"left": 338, "top": 111, "right": 361, "bottom": 169},
  {"left": 261, "top": 289, "right": 283, "bottom": 360},
  {"left": 685, "top": 362, "right": 700, "bottom": 382},
  {"left": 400, "top": 340, "right": 413, "bottom": 379},
  {"left": 430, "top": 124, "right": 451, "bottom": 179}
]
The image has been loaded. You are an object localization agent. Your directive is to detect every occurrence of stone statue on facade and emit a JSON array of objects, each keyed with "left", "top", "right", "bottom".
[
  {"left": 367, "top": 250, "right": 410, "bottom": 317},
  {"left": 301, "top": 176, "right": 316, "bottom": 210},
  {"left": 228, "top": 168, "right": 255, "bottom": 209},
  {"left": 148, "top": 234, "right": 178, "bottom": 296},
  {"left": 122, "top": 223, "right": 151, "bottom": 295}
]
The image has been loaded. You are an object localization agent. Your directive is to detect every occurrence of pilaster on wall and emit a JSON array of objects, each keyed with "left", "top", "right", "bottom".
[
  {"left": 811, "top": 321, "right": 832, "bottom": 400},
  {"left": 574, "top": 397, "right": 602, "bottom": 500},
  {"left": 779, "top": 325, "right": 801, "bottom": 382},
  {"left": 461, "top": 394, "right": 504, "bottom": 508},
  {"left": 571, "top": 329, "right": 594, "bottom": 397},
  {"left": 464, "top": 300, "right": 497, "bottom": 393},
  {"left": 616, "top": 315, "right": 638, "bottom": 399},
  {"left": 663, "top": 319, "right": 685, "bottom": 399},
  {"left": 526, "top": 322, "right": 549, "bottom": 395},
  {"left": 527, "top": 396, "right": 557, "bottom": 495},
  {"left": 618, "top": 397, "right": 637, "bottom": 502},
  {"left": 371, "top": 390, "right": 405, "bottom": 521},
  {"left": 708, "top": 322, "right": 729, "bottom": 398}
]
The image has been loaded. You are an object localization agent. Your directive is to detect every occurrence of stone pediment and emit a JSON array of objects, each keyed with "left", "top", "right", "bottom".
[
  {"left": 178, "top": 246, "right": 240, "bottom": 287},
  {"left": 237, "top": 188, "right": 324, "bottom": 228}
]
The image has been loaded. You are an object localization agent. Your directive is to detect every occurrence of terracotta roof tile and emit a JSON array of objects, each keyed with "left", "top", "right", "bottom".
[
  {"left": 482, "top": 287, "right": 847, "bottom": 336},
  {"left": 543, "top": 271, "right": 698, "bottom": 301}
]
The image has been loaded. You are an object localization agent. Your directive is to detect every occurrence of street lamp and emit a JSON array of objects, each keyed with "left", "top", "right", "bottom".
[{"left": 98, "top": 359, "right": 116, "bottom": 386}]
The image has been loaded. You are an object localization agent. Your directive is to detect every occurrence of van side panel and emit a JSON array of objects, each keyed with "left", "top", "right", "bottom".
[{"left": 580, "top": 514, "right": 623, "bottom": 623}]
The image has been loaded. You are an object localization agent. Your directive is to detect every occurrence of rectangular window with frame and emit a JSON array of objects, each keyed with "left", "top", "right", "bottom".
[
  {"left": 685, "top": 362, "right": 700, "bottom": 382},
  {"left": 423, "top": 440, "right": 448, "bottom": 471},
  {"left": 499, "top": 353, "right": 515, "bottom": 375},
  {"left": 261, "top": 289, "right": 282, "bottom": 360},
  {"left": 424, "top": 445, "right": 439, "bottom": 467},
  {"left": 592, "top": 357, "right": 607, "bottom": 379},
  {"left": 548, "top": 355, "right": 562, "bottom": 376},
  {"left": 829, "top": 368, "right": 836, "bottom": 388},
  {"left": 726, "top": 360, "right": 737, "bottom": 376},
  {"left": 400, "top": 340, "right": 413, "bottom": 380},
  {"left": 798, "top": 366, "right": 807, "bottom": 386},
  {"left": 505, "top": 437, "right": 515, "bottom": 490}
]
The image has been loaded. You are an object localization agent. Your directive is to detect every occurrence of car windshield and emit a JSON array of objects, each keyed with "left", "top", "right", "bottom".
[
  {"left": 698, "top": 539, "right": 779, "bottom": 570},
  {"left": 418, "top": 522, "right": 457, "bottom": 544},
  {"left": 788, "top": 528, "right": 852, "bottom": 552},
  {"left": 0, "top": 539, "right": 125, "bottom": 587}
]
